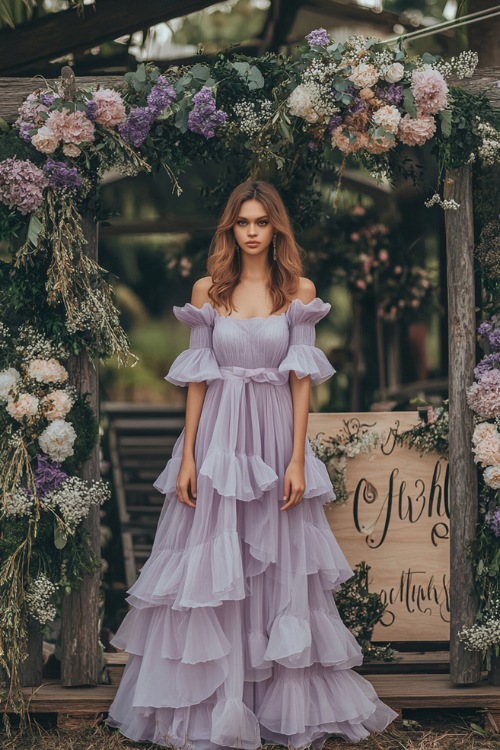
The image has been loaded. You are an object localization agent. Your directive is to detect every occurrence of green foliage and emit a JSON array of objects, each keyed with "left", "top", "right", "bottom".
[{"left": 63, "top": 393, "right": 99, "bottom": 474}]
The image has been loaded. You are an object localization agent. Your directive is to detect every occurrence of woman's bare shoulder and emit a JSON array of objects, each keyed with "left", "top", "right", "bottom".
[
  {"left": 190, "top": 276, "right": 214, "bottom": 307},
  {"left": 293, "top": 277, "right": 316, "bottom": 305}
]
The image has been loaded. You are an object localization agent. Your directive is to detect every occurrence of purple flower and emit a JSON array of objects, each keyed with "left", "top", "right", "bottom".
[
  {"left": 306, "top": 28, "right": 330, "bottom": 47},
  {"left": 475, "top": 352, "right": 500, "bottom": 378},
  {"left": 0, "top": 158, "right": 48, "bottom": 215},
  {"left": 118, "top": 106, "right": 155, "bottom": 147},
  {"left": 147, "top": 75, "right": 176, "bottom": 116},
  {"left": 187, "top": 87, "right": 228, "bottom": 139},
  {"left": 85, "top": 99, "right": 98, "bottom": 121},
  {"left": 43, "top": 158, "right": 83, "bottom": 193},
  {"left": 40, "top": 92, "right": 55, "bottom": 107},
  {"left": 348, "top": 97, "right": 367, "bottom": 115},
  {"left": 328, "top": 114, "right": 343, "bottom": 131},
  {"left": 478, "top": 317, "right": 500, "bottom": 351},
  {"left": 308, "top": 140, "right": 319, "bottom": 150},
  {"left": 26, "top": 454, "right": 68, "bottom": 498},
  {"left": 377, "top": 84, "right": 404, "bottom": 105},
  {"left": 485, "top": 506, "right": 500, "bottom": 537},
  {"left": 18, "top": 122, "right": 33, "bottom": 143}
]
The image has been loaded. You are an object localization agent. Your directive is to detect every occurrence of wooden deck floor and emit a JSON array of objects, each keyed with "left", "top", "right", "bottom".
[{"left": 7, "top": 671, "right": 500, "bottom": 732}]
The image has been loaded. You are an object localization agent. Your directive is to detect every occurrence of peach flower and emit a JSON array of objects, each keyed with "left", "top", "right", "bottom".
[
  {"left": 46, "top": 109, "right": 95, "bottom": 145},
  {"left": 6, "top": 393, "right": 39, "bottom": 421},
  {"left": 91, "top": 89, "right": 127, "bottom": 127},
  {"left": 398, "top": 114, "right": 436, "bottom": 146},
  {"left": 42, "top": 390, "right": 74, "bottom": 421},
  {"left": 349, "top": 63, "right": 379, "bottom": 89},
  {"left": 32, "top": 125, "right": 59, "bottom": 154},
  {"left": 411, "top": 69, "right": 448, "bottom": 115}
]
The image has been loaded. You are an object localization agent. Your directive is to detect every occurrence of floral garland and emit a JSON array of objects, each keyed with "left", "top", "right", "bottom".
[
  {"left": 310, "top": 418, "right": 386, "bottom": 509},
  {"left": 0, "top": 30, "right": 499, "bottom": 710},
  {"left": 0, "top": 322, "right": 109, "bottom": 713},
  {"left": 391, "top": 313, "right": 500, "bottom": 671}
]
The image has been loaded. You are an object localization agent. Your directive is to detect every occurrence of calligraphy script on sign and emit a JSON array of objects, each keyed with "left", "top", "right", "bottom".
[{"left": 307, "top": 412, "right": 450, "bottom": 642}]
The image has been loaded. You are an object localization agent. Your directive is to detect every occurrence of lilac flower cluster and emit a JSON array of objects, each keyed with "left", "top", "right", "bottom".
[
  {"left": 306, "top": 28, "right": 330, "bottom": 48},
  {"left": 118, "top": 106, "right": 154, "bottom": 148},
  {"left": 43, "top": 158, "right": 84, "bottom": 193},
  {"left": 328, "top": 114, "right": 343, "bottom": 131},
  {"left": 485, "top": 506, "right": 500, "bottom": 537},
  {"left": 147, "top": 75, "right": 177, "bottom": 116},
  {"left": 28, "top": 454, "right": 68, "bottom": 498},
  {"left": 0, "top": 157, "right": 48, "bottom": 215},
  {"left": 377, "top": 84, "right": 404, "bottom": 106},
  {"left": 40, "top": 92, "right": 55, "bottom": 107},
  {"left": 119, "top": 76, "right": 177, "bottom": 148},
  {"left": 478, "top": 316, "right": 500, "bottom": 350},
  {"left": 475, "top": 352, "right": 500, "bottom": 378},
  {"left": 187, "top": 87, "right": 228, "bottom": 139},
  {"left": 85, "top": 99, "right": 98, "bottom": 121}
]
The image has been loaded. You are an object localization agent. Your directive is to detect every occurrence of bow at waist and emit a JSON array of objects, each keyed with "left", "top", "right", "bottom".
[{"left": 219, "top": 365, "right": 289, "bottom": 386}]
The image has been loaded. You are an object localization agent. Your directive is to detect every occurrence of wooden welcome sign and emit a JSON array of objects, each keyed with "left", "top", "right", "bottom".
[{"left": 307, "top": 412, "right": 450, "bottom": 642}]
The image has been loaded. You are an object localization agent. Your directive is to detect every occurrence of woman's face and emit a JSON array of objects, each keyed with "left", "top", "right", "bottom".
[{"left": 233, "top": 199, "right": 275, "bottom": 256}]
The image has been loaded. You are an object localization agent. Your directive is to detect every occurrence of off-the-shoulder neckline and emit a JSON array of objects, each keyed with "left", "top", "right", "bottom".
[{"left": 182, "top": 297, "right": 327, "bottom": 321}]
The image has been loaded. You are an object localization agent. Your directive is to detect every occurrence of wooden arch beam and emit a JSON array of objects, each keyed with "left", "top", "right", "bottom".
[{"left": 0, "top": 0, "right": 219, "bottom": 75}]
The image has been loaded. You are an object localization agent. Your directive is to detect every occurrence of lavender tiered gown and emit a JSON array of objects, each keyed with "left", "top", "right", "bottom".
[{"left": 105, "top": 297, "right": 398, "bottom": 749}]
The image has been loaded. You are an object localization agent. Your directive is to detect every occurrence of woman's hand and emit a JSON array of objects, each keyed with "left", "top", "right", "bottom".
[
  {"left": 176, "top": 455, "right": 197, "bottom": 509},
  {"left": 280, "top": 458, "right": 306, "bottom": 511}
]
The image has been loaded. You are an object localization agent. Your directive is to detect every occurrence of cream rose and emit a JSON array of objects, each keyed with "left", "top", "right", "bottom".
[{"left": 384, "top": 63, "right": 405, "bottom": 83}]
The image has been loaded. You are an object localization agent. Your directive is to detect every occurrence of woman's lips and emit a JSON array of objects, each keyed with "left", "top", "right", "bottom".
[{"left": 246, "top": 242, "right": 260, "bottom": 247}]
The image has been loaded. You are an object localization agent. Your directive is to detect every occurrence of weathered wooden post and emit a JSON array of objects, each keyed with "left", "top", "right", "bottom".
[
  {"left": 443, "top": 165, "right": 482, "bottom": 685},
  {"left": 61, "top": 212, "right": 101, "bottom": 686}
]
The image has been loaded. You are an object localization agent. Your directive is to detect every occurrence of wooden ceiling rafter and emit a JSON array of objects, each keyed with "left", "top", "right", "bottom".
[{"left": 0, "top": 0, "right": 219, "bottom": 75}]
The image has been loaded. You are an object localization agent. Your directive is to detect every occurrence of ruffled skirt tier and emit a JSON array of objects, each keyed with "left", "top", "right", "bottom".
[{"left": 105, "top": 378, "right": 398, "bottom": 748}]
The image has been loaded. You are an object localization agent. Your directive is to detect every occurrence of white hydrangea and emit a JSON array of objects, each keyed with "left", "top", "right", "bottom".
[
  {"left": 0, "top": 368, "right": 20, "bottom": 401},
  {"left": 348, "top": 63, "right": 379, "bottom": 89},
  {"left": 6, "top": 393, "right": 39, "bottom": 421},
  {"left": 39, "top": 419, "right": 77, "bottom": 461},
  {"left": 2, "top": 487, "right": 35, "bottom": 518},
  {"left": 25, "top": 573, "right": 57, "bottom": 624},
  {"left": 43, "top": 476, "right": 110, "bottom": 530},
  {"left": 287, "top": 84, "right": 319, "bottom": 123},
  {"left": 484, "top": 465, "right": 500, "bottom": 489},
  {"left": 372, "top": 105, "right": 401, "bottom": 134},
  {"left": 27, "top": 358, "right": 68, "bottom": 384}
]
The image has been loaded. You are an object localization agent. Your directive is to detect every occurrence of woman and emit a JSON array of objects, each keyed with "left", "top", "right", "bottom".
[{"left": 105, "top": 180, "right": 398, "bottom": 748}]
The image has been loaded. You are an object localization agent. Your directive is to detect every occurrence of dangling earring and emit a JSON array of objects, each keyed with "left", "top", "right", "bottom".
[
  {"left": 272, "top": 234, "right": 277, "bottom": 261},
  {"left": 234, "top": 240, "right": 240, "bottom": 257}
]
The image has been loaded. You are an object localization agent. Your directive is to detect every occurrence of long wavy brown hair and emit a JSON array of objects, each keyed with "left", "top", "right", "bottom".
[{"left": 206, "top": 181, "right": 306, "bottom": 316}]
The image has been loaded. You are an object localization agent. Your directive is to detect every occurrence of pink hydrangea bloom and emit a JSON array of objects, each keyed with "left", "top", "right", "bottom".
[
  {"left": 91, "top": 88, "right": 127, "bottom": 127},
  {"left": 411, "top": 69, "right": 448, "bottom": 115},
  {"left": 46, "top": 109, "right": 95, "bottom": 144},
  {"left": 398, "top": 114, "right": 436, "bottom": 146},
  {"left": 0, "top": 158, "right": 48, "bottom": 215},
  {"left": 466, "top": 370, "right": 500, "bottom": 419}
]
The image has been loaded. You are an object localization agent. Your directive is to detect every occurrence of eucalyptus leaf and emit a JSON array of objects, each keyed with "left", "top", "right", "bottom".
[
  {"left": 248, "top": 66, "right": 264, "bottom": 90},
  {"left": 27, "top": 215, "right": 43, "bottom": 247},
  {"left": 190, "top": 64, "right": 211, "bottom": 81},
  {"left": 0, "top": 117, "right": 9, "bottom": 132},
  {"left": 403, "top": 88, "right": 417, "bottom": 118},
  {"left": 439, "top": 110, "right": 452, "bottom": 138},
  {"left": 54, "top": 524, "right": 68, "bottom": 550}
]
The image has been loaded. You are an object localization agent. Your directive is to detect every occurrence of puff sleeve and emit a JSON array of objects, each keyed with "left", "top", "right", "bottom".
[
  {"left": 165, "top": 302, "right": 221, "bottom": 387},
  {"left": 278, "top": 297, "right": 336, "bottom": 385}
]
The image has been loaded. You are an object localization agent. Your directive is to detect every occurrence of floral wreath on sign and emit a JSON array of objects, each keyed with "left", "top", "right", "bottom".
[{"left": 1, "top": 30, "right": 500, "bottom": 712}]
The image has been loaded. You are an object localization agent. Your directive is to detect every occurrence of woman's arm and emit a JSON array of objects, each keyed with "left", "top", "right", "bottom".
[
  {"left": 176, "top": 279, "right": 212, "bottom": 507},
  {"left": 281, "top": 278, "right": 316, "bottom": 510}
]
